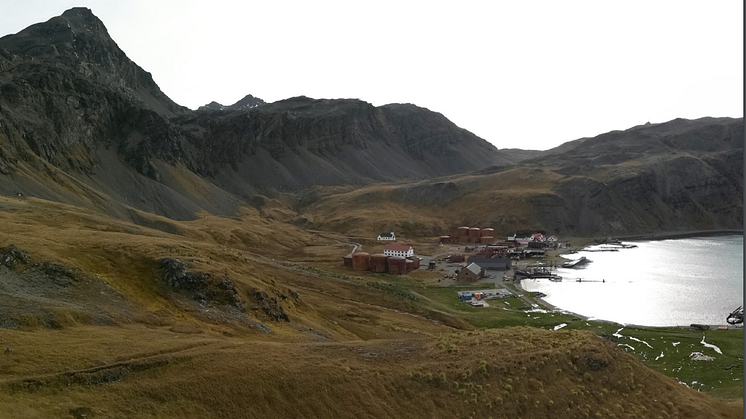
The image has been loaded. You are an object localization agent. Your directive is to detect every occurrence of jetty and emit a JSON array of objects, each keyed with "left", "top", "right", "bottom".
[
  {"left": 562, "top": 256, "right": 588, "bottom": 268},
  {"left": 514, "top": 268, "right": 562, "bottom": 281}
]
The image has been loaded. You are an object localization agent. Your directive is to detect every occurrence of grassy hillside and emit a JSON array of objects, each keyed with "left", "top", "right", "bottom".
[{"left": 0, "top": 196, "right": 740, "bottom": 418}]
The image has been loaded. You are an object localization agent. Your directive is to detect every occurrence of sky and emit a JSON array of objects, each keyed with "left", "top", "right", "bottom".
[{"left": 1, "top": 1, "right": 743, "bottom": 150}]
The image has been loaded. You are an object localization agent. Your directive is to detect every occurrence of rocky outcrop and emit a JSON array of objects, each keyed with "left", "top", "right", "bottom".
[
  {"left": 0, "top": 245, "right": 29, "bottom": 269},
  {"left": 251, "top": 290, "right": 289, "bottom": 322},
  {"left": 157, "top": 258, "right": 243, "bottom": 310}
]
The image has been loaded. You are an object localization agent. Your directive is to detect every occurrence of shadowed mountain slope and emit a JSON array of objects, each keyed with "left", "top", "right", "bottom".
[{"left": 0, "top": 8, "right": 516, "bottom": 222}]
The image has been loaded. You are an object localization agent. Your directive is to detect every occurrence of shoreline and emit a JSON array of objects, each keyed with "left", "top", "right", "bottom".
[
  {"left": 610, "top": 229, "right": 743, "bottom": 242},
  {"left": 512, "top": 277, "right": 591, "bottom": 321},
  {"left": 514, "top": 278, "right": 736, "bottom": 329}
]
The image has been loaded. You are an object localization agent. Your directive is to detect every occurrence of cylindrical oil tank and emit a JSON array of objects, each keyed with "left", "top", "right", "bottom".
[
  {"left": 481, "top": 228, "right": 494, "bottom": 237},
  {"left": 405, "top": 259, "right": 414, "bottom": 273},
  {"left": 458, "top": 226, "right": 470, "bottom": 243},
  {"left": 343, "top": 254, "right": 353, "bottom": 267},
  {"left": 439, "top": 235, "right": 451, "bottom": 244},
  {"left": 369, "top": 254, "right": 388, "bottom": 273},
  {"left": 412, "top": 258, "right": 420, "bottom": 269},
  {"left": 468, "top": 227, "right": 481, "bottom": 243},
  {"left": 352, "top": 252, "right": 370, "bottom": 271},
  {"left": 387, "top": 256, "right": 406, "bottom": 275},
  {"left": 480, "top": 236, "right": 494, "bottom": 244}
]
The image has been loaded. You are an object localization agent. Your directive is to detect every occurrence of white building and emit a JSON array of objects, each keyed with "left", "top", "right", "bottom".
[
  {"left": 377, "top": 232, "right": 396, "bottom": 241},
  {"left": 383, "top": 243, "right": 413, "bottom": 258}
]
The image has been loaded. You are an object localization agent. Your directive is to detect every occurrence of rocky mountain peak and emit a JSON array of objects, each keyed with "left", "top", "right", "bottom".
[
  {"left": 0, "top": 8, "right": 187, "bottom": 118},
  {"left": 1, "top": 7, "right": 113, "bottom": 60},
  {"left": 198, "top": 94, "right": 266, "bottom": 112},
  {"left": 230, "top": 94, "right": 266, "bottom": 110}
]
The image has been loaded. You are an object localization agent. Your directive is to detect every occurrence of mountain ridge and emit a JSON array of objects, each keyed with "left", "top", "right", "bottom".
[
  {"left": 0, "top": 8, "right": 741, "bottom": 237},
  {"left": 0, "top": 8, "right": 516, "bottom": 221}
]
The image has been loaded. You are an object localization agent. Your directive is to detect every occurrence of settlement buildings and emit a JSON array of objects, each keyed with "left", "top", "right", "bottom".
[{"left": 383, "top": 243, "right": 413, "bottom": 258}]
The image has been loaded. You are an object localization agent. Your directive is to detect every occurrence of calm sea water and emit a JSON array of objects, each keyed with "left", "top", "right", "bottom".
[{"left": 520, "top": 235, "right": 744, "bottom": 326}]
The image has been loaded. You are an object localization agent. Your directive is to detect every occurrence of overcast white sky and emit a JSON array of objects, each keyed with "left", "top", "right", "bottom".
[{"left": 1, "top": 1, "right": 743, "bottom": 150}]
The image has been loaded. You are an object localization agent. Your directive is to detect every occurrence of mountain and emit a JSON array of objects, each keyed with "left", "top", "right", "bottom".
[
  {"left": 0, "top": 7, "right": 741, "bottom": 236},
  {"left": 0, "top": 8, "right": 515, "bottom": 221},
  {"left": 0, "top": 10, "right": 741, "bottom": 418}
]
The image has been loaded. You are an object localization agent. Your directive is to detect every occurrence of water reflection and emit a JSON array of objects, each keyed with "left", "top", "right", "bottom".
[{"left": 520, "top": 235, "right": 743, "bottom": 326}]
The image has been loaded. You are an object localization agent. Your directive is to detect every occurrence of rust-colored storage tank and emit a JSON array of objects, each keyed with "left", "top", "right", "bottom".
[
  {"left": 405, "top": 259, "right": 414, "bottom": 273},
  {"left": 343, "top": 254, "right": 353, "bottom": 267},
  {"left": 481, "top": 228, "right": 494, "bottom": 237},
  {"left": 480, "top": 236, "right": 494, "bottom": 244},
  {"left": 439, "top": 235, "right": 451, "bottom": 244},
  {"left": 387, "top": 256, "right": 406, "bottom": 275},
  {"left": 457, "top": 227, "right": 469, "bottom": 243},
  {"left": 411, "top": 258, "right": 420, "bottom": 269},
  {"left": 468, "top": 227, "right": 481, "bottom": 243},
  {"left": 352, "top": 252, "right": 370, "bottom": 271},
  {"left": 369, "top": 254, "right": 388, "bottom": 273}
]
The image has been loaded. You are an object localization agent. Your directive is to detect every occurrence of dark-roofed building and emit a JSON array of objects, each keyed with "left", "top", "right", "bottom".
[
  {"left": 467, "top": 256, "right": 512, "bottom": 273},
  {"left": 457, "top": 262, "right": 483, "bottom": 282},
  {"left": 377, "top": 232, "right": 396, "bottom": 241}
]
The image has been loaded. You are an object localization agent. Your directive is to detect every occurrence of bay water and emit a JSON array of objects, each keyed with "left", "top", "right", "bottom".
[{"left": 520, "top": 235, "right": 744, "bottom": 326}]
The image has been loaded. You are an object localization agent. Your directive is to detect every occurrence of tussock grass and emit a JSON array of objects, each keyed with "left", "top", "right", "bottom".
[
  {"left": 0, "top": 196, "right": 740, "bottom": 417},
  {"left": 1, "top": 326, "right": 741, "bottom": 418}
]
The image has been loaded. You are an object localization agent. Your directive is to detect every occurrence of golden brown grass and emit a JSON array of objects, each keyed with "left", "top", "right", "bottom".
[
  {"left": 0, "top": 326, "right": 740, "bottom": 418},
  {"left": 0, "top": 195, "right": 740, "bottom": 418},
  {"left": 299, "top": 167, "right": 566, "bottom": 237}
]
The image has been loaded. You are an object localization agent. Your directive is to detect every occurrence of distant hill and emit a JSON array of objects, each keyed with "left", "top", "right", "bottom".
[{"left": 300, "top": 117, "right": 743, "bottom": 237}]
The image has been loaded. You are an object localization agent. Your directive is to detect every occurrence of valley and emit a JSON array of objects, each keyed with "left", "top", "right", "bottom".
[{"left": 0, "top": 8, "right": 741, "bottom": 418}]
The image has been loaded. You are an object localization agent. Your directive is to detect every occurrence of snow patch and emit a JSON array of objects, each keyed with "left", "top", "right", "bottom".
[
  {"left": 700, "top": 335, "right": 723, "bottom": 354},
  {"left": 553, "top": 323, "right": 567, "bottom": 331},
  {"left": 627, "top": 335, "right": 653, "bottom": 349}
]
